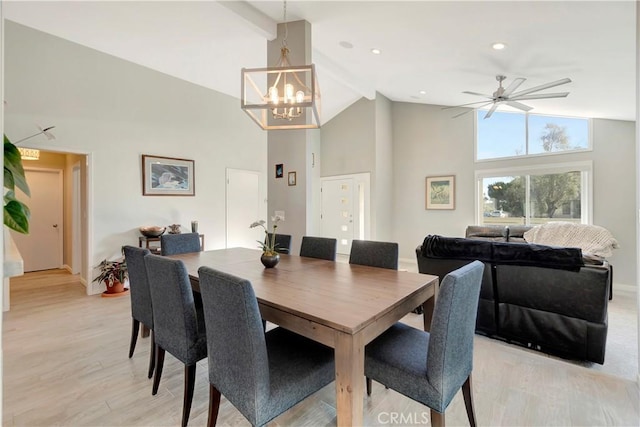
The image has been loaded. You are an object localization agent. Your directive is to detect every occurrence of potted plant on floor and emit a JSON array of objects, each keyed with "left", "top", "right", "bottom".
[{"left": 93, "top": 258, "right": 128, "bottom": 295}]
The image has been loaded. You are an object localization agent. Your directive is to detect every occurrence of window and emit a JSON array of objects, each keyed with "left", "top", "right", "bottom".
[
  {"left": 477, "top": 110, "right": 590, "bottom": 161},
  {"left": 477, "top": 162, "right": 592, "bottom": 226}
]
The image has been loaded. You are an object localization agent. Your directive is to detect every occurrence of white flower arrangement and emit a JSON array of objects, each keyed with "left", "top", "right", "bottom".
[{"left": 249, "top": 215, "right": 283, "bottom": 256}]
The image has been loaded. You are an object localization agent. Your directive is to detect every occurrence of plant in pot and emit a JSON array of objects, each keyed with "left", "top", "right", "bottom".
[
  {"left": 93, "top": 258, "right": 128, "bottom": 294},
  {"left": 250, "top": 215, "right": 282, "bottom": 268}
]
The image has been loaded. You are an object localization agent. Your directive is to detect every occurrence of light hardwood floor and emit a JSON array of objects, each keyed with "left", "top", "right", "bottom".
[{"left": 3, "top": 269, "right": 639, "bottom": 426}]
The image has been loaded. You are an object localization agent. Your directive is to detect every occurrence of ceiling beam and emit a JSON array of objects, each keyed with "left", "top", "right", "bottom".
[{"left": 217, "top": 1, "right": 278, "bottom": 41}]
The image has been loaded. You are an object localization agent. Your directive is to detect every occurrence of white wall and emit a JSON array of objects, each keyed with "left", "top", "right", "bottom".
[
  {"left": 4, "top": 21, "right": 267, "bottom": 290},
  {"left": 391, "top": 103, "right": 477, "bottom": 256},
  {"left": 322, "top": 98, "right": 376, "bottom": 179},
  {"left": 321, "top": 96, "right": 395, "bottom": 240},
  {"left": 374, "top": 94, "right": 393, "bottom": 242},
  {"left": 391, "top": 101, "right": 637, "bottom": 289}
]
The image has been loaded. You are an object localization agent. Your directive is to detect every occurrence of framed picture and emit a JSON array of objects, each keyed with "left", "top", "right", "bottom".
[
  {"left": 425, "top": 175, "right": 455, "bottom": 210},
  {"left": 142, "top": 155, "right": 195, "bottom": 196},
  {"left": 275, "top": 164, "right": 284, "bottom": 178},
  {"left": 288, "top": 171, "right": 297, "bottom": 186}
]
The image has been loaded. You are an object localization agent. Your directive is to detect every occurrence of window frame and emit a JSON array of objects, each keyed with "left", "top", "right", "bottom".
[
  {"left": 474, "top": 161, "right": 593, "bottom": 226},
  {"left": 474, "top": 110, "right": 593, "bottom": 162}
]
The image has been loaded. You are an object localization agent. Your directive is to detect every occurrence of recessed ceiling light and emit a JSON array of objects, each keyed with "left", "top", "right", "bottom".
[
  {"left": 419, "top": 90, "right": 427, "bottom": 95},
  {"left": 339, "top": 41, "right": 353, "bottom": 49},
  {"left": 492, "top": 42, "right": 507, "bottom": 50},
  {"left": 371, "top": 48, "right": 381, "bottom": 55}
]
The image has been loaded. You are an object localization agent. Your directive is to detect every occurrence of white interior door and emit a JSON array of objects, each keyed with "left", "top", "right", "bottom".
[
  {"left": 321, "top": 178, "right": 356, "bottom": 255},
  {"left": 11, "top": 168, "right": 63, "bottom": 272},
  {"left": 226, "top": 169, "right": 262, "bottom": 249}
]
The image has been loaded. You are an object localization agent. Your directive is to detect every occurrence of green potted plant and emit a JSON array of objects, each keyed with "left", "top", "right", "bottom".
[{"left": 93, "top": 258, "right": 128, "bottom": 295}]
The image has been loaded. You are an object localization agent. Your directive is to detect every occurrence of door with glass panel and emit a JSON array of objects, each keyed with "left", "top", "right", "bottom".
[{"left": 321, "top": 178, "right": 355, "bottom": 255}]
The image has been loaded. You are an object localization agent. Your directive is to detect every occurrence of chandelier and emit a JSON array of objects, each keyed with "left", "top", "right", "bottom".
[{"left": 241, "top": 0, "right": 320, "bottom": 130}]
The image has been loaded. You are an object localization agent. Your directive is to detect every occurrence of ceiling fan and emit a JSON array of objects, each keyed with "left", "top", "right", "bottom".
[{"left": 446, "top": 75, "right": 572, "bottom": 119}]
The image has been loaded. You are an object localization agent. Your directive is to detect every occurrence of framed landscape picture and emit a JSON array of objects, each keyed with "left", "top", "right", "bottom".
[
  {"left": 425, "top": 175, "right": 455, "bottom": 210},
  {"left": 142, "top": 154, "right": 195, "bottom": 196}
]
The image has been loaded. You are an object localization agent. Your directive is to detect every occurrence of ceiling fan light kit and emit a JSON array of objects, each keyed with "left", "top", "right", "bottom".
[{"left": 446, "top": 75, "right": 572, "bottom": 119}]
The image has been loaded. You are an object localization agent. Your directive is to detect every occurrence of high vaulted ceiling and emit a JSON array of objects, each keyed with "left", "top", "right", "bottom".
[{"left": 4, "top": 1, "right": 637, "bottom": 123}]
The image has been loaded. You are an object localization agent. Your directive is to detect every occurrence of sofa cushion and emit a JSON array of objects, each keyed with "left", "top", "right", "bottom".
[
  {"left": 465, "top": 225, "right": 508, "bottom": 241},
  {"left": 507, "top": 225, "right": 532, "bottom": 243}
]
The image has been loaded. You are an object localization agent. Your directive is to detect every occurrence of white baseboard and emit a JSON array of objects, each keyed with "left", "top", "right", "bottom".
[{"left": 613, "top": 283, "right": 637, "bottom": 294}]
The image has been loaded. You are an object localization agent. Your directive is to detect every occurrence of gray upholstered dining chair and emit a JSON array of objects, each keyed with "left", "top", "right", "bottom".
[
  {"left": 197, "top": 266, "right": 335, "bottom": 427},
  {"left": 299, "top": 236, "right": 337, "bottom": 261},
  {"left": 266, "top": 233, "right": 292, "bottom": 254},
  {"left": 123, "top": 245, "right": 155, "bottom": 378},
  {"left": 144, "top": 254, "right": 207, "bottom": 427},
  {"left": 160, "top": 232, "right": 201, "bottom": 255},
  {"left": 364, "top": 261, "right": 484, "bottom": 427},
  {"left": 349, "top": 239, "right": 399, "bottom": 270}
]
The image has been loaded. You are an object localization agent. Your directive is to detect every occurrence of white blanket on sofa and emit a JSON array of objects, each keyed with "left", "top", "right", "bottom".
[{"left": 523, "top": 222, "right": 619, "bottom": 258}]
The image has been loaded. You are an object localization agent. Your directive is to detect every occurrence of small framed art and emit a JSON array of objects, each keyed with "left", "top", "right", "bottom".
[
  {"left": 425, "top": 175, "right": 455, "bottom": 210},
  {"left": 288, "top": 171, "right": 297, "bottom": 186},
  {"left": 275, "top": 164, "right": 284, "bottom": 178},
  {"left": 142, "top": 154, "right": 195, "bottom": 196}
]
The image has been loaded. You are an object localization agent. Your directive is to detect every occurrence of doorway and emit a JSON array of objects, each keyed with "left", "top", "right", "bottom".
[
  {"left": 320, "top": 173, "right": 370, "bottom": 255},
  {"left": 10, "top": 168, "right": 63, "bottom": 271},
  {"left": 226, "top": 168, "right": 264, "bottom": 249}
]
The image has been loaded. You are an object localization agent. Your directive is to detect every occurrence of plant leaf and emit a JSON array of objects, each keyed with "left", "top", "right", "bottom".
[
  {"left": 4, "top": 135, "right": 30, "bottom": 197},
  {"left": 4, "top": 199, "right": 30, "bottom": 234}
]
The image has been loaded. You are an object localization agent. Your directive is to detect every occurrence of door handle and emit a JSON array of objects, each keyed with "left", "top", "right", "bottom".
[{"left": 53, "top": 224, "right": 58, "bottom": 228}]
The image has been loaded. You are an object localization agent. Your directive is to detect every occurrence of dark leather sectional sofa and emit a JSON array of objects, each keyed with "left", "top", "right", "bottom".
[{"left": 416, "top": 225, "right": 612, "bottom": 364}]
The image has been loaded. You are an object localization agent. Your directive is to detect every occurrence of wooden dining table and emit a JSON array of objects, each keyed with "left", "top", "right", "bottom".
[{"left": 168, "top": 247, "right": 439, "bottom": 426}]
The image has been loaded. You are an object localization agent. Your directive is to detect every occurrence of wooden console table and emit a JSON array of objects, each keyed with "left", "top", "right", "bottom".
[{"left": 138, "top": 234, "right": 205, "bottom": 254}]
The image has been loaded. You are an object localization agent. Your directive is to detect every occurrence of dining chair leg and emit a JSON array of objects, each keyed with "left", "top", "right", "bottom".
[
  {"left": 152, "top": 346, "right": 165, "bottom": 395},
  {"left": 142, "top": 324, "right": 151, "bottom": 338},
  {"left": 207, "top": 384, "right": 222, "bottom": 427},
  {"left": 147, "top": 331, "right": 156, "bottom": 379},
  {"left": 129, "top": 319, "right": 140, "bottom": 358},
  {"left": 462, "top": 374, "right": 477, "bottom": 427},
  {"left": 430, "top": 409, "right": 445, "bottom": 427},
  {"left": 366, "top": 377, "right": 372, "bottom": 396},
  {"left": 182, "top": 364, "right": 197, "bottom": 427}
]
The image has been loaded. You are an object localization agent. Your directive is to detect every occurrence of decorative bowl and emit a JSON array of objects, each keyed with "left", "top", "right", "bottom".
[{"left": 139, "top": 226, "right": 166, "bottom": 238}]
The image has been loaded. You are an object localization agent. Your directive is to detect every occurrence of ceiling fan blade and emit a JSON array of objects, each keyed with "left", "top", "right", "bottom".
[
  {"left": 452, "top": 109, "right": 475, "bottom": 118},
  {"left": 442, "top": 100, "right": 498, "bottom": 110},
  {"left": 484, "top": 104, "right": 499, "bottom": 119},
  {"left": 451, "top": 102, "right": 493, "bottom": 118},
  {"left": 462, "top": 91, "right": 494, "bottom": 98},
  {"left": 502, "top": 77, "right": 526, "bottom": 97},
  {"left": 509, "top": 92, "right": 570, "bottom": 101},
  {"left": 505, "top": 101, "right": 533, "bottom": 112},
  {"left": 510, "top": 78, "right": 572, "bottom": 98}
]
